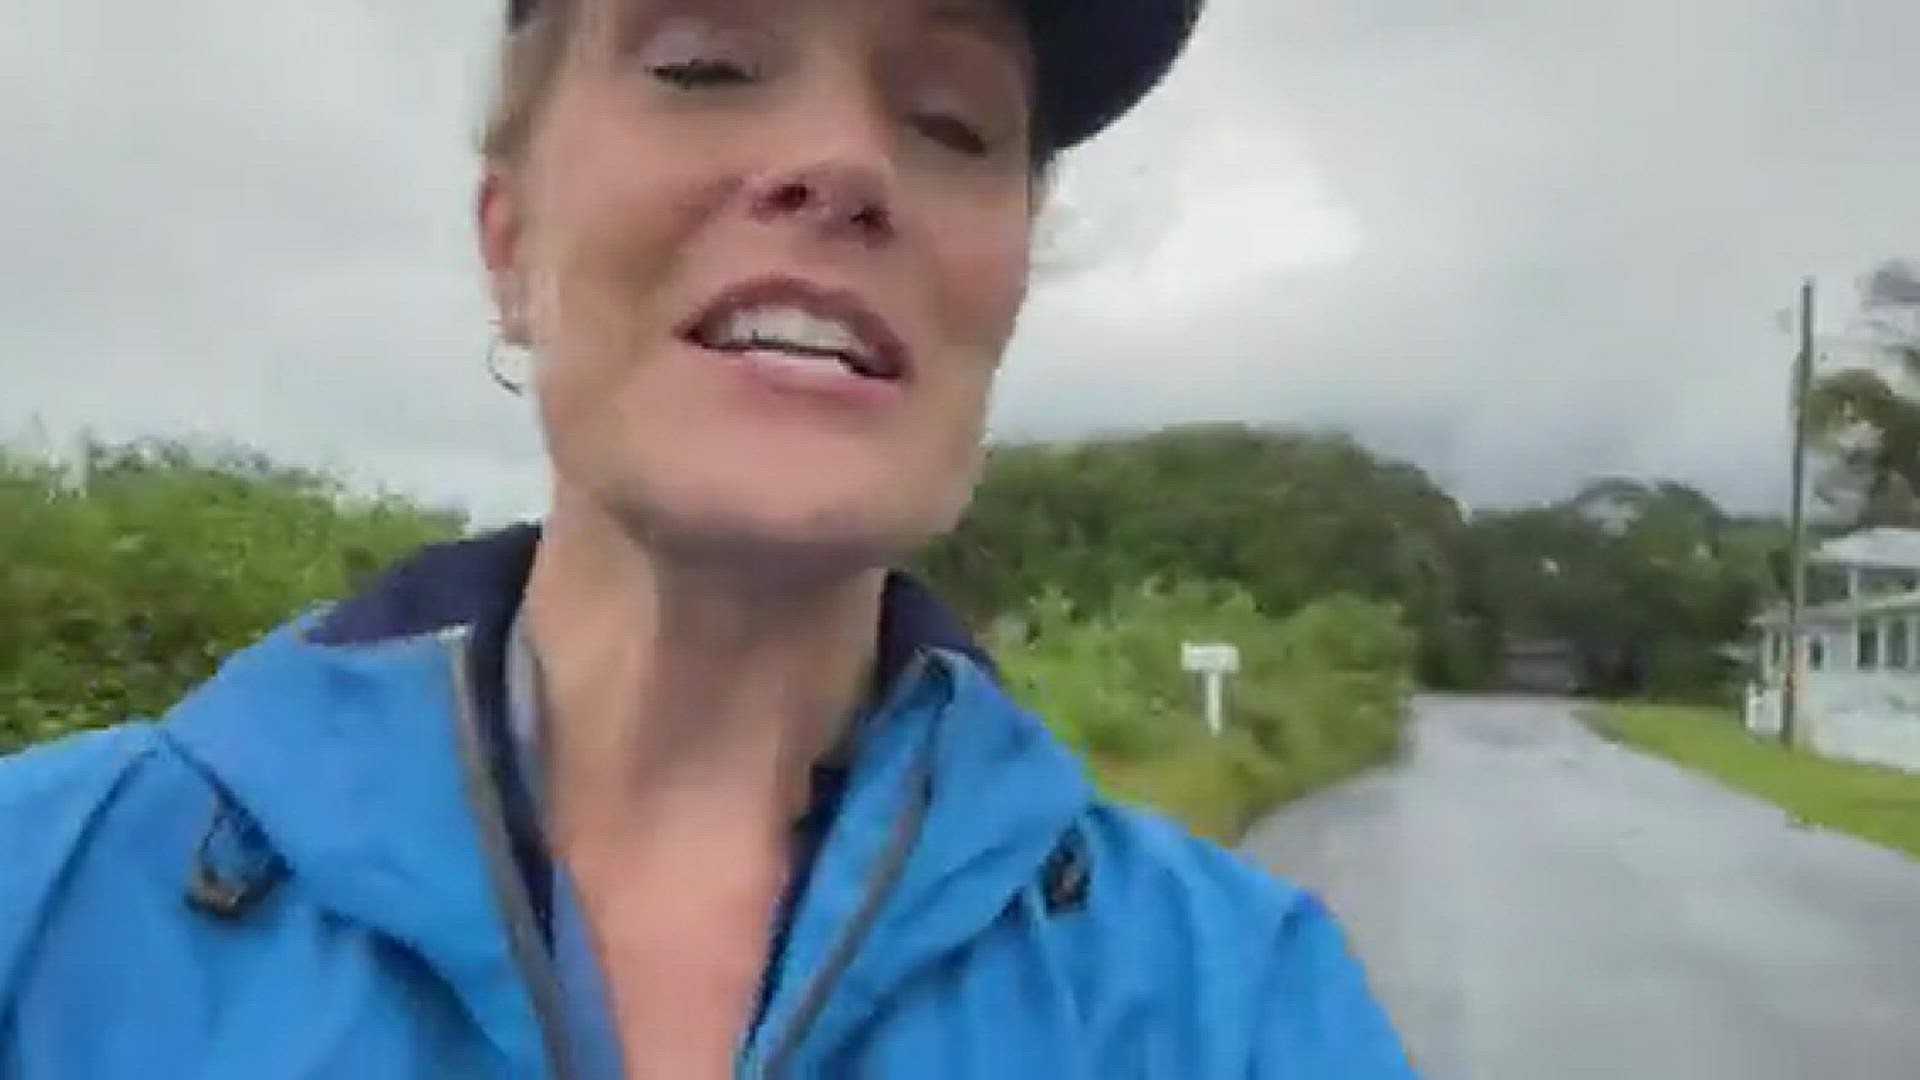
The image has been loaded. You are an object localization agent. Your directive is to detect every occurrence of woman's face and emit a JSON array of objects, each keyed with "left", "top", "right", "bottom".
[{"left": 481, "top": 0, "right": 1036, "bottom": 571}]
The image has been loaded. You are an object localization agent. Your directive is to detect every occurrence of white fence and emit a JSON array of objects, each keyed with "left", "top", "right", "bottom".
[{"left": 1745, "top": 674, "right": 1920, "bottom": 773}]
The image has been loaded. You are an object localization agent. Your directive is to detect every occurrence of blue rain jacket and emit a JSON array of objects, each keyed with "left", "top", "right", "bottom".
[{"left": 0, "top": 526, "right": 1414, "bottom": 1077}]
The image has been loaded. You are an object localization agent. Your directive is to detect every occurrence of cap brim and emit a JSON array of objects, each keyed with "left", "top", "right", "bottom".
[{"left": 1021, "top": 0, "right": 1204, "bottom": 149}]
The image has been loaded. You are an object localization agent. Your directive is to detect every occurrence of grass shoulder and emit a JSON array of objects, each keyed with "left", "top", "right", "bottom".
[{"left": 1587, "top": 702, "right": 1920, "bottom": 861}]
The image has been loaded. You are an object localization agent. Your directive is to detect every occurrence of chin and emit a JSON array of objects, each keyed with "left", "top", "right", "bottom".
[{"left": 607, "top": 477, "right": 956, "bottom": 578}]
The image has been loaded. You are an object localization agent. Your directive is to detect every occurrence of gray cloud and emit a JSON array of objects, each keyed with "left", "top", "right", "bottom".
[{"left": 6, "top": 0, "right": 1919, "bottom": 525}]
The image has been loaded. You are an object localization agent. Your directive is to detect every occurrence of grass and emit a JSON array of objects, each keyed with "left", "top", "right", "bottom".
[{"left": 1590, "top": 703, "right": 1920, "bottom": 860}]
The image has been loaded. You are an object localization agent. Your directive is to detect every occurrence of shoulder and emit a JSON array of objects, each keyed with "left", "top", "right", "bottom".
[
  {"left": 0, "top": 719, "right": 211, "bottom": 869},
  {"left": 0, "top": 722, "right": 161, "bottom": 809},
  {"left": 0, "top": 724, "right": 175, "bottom": 999},
  {"left": 0, "top": 722, "right": 174, "bottom": 881},
  {"left": 1070, "top": 798, "right": 1417, "bottom": 1076},
  {"left": 1078, "top": 797, "right": 1302, "bottom": 932},
  {"left": 0, "top": 721, "right": 231, "bottom": 939}
]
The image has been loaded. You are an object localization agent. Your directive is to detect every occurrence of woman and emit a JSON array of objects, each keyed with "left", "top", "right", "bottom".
[{"left": 0, "top": 0, "right": 1414, "bottom": 1075}]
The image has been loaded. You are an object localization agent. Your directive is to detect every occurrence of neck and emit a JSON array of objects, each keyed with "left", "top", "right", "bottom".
[{"left": 523, "top": 494, "right": 887, "bottom": 849}]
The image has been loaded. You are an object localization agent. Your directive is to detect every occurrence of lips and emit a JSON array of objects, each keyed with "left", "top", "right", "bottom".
[{"left": 681, "top": 277, "right": 909, "bottom": 382}]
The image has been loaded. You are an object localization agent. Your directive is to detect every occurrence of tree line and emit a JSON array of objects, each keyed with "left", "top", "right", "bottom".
[
  {"left": 914, "top": 426, "right": 1787, "bottom": 703},
  {"left": 924, "top": 255, "right": 1920, "bottom": 702},
  {"left": 3, "top": 415, "right": 1812, "bottom": 756}
]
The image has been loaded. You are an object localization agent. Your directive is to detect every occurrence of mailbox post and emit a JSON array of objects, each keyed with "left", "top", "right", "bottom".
[{"left": 1179, "top": 642, "right": 1241, "bottom": 737}]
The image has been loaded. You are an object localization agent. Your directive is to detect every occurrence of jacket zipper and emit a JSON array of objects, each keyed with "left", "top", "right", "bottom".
[
  {"left": 756, "top": 758, "right": 931, "bottom": 1078},
  {"left": 446, "top": 627, "right": 577, "bottom": 1080},
  {"left": 751, "top": 651, "right": 941, "bottom": 1079}
]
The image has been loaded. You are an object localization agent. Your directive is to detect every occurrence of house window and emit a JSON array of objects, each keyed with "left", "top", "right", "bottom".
[
  {"left": 1892, "top": 619, "right": 1913, "bottom": 671},
  {"left": 1861, "top": 568, "right": 1917, "bottom": 597},
  {"left": 1809, "top": 635, "right": 1826, "bottom": 671},
  {"left": 1859, "top": 623, "right": 1881, "bottom": 672}
]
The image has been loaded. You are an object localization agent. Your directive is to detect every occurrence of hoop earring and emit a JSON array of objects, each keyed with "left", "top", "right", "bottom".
[{"left": 486, "top": 334, "right": 530, "bottom": 397}]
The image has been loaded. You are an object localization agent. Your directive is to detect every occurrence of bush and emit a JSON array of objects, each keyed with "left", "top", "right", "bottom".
[
  {"left": 1095, "top": 732, "right": 1279, "bottom": 841},
  {"left": 0, "top": 438, "right": 463, "bottom": 752},
  {"left": 993, "top": 579, "right": 1413, "bottom": 839}
]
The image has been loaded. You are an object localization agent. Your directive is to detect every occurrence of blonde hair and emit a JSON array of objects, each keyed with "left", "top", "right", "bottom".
[{"left": 480, "top": 2, "right": 581, "bottom": 164}]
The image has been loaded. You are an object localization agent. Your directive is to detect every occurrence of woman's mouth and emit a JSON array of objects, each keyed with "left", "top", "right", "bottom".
[{"left": 682, "top": 277, "right": 909, "bottom": 384}]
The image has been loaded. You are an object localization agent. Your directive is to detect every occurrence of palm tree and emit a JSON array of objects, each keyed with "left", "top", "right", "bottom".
[{"left": 1806, "top": 261, "right": 1920, "bottom": 528}]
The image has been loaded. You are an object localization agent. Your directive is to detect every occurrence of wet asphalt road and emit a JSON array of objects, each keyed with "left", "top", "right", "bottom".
[{"left": 1241, "top": 696, "right": 1920, "bottom": 1080}]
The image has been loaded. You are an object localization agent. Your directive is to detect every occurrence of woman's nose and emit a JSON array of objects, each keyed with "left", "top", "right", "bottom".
[{"left": 748, "top": 156, "right": 897, "bottom": 247}]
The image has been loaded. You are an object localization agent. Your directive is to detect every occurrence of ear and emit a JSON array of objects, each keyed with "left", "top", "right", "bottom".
[{"left": 478, "top": 165, "right": 530, "bottom": 345}]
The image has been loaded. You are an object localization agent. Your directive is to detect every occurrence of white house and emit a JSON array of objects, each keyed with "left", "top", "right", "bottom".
[{"left": 1747, "top": 527, "right": 1920, "bottom": 772}]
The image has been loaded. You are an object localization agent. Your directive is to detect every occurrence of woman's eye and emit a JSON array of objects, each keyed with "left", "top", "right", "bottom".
[
  {"left": 650, "top": 58, "right": 756, "bottom": 89},
  {"left": 913, "top": 112, "right": 991, "bottom": 157}
]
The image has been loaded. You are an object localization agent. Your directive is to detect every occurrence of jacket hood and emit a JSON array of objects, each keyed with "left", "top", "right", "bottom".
[{"left": 157, "top": 525, "right": 1092, "bottom": 1063}]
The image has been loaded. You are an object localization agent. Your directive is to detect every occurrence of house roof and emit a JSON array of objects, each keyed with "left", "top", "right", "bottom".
[
  {"left": 1753, "top": 588, "right": 1920, "bottom": 627},
  {"left": 1809, "top": 527, "right": 1920, "bottom": 571}
]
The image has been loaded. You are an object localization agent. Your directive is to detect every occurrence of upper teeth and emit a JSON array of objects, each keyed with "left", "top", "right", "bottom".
[{"left": 713, "top": 304, "right": 871, "bottom": 361}]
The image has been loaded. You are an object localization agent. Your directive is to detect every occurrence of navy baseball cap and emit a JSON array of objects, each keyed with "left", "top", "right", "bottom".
[{"left": 504, "top": 0, "right": 1205, "bottom": 150}]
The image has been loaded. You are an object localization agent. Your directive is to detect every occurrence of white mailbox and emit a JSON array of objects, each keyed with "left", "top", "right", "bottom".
[{"left": 1179, "top": 642, "right": 1241, "bottom": 736}]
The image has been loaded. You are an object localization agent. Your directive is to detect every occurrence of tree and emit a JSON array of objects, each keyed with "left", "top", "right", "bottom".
[
  {"left": 1454, "top": 479, "right": 1776, "bottom": 700},
  {"left": 915, "top": 424, "right": 1478, "bottom": 685},
  {"left": 1807, "top": 259, "right": 1920, "bottom": 528}
]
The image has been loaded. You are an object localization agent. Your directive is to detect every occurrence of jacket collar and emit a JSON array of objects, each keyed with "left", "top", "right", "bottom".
[
  {"left": 162, "top": 525, "right": 1085, "bottom": 1068},
  {"left": 306, "top": 521, "right": 1000, "bottom": 685},
  {"left": 302, "top": 520, "right": 1013, "bottom": 941}
]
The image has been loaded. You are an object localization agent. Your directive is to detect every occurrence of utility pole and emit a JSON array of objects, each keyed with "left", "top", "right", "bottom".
[{"left": 1782, "top": 278, "right": 1815, "bottom": 748}]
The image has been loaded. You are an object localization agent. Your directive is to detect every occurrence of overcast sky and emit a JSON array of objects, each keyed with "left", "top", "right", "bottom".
[{"left": 7, "top": 0, "right": 1919, "bottom": 525}]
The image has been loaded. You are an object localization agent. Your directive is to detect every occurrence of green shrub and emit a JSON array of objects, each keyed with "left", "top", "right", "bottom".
[
  {"left": 1096, "top": 733, "right": 1273, "bottom": 840},
  {"left": 994, "top": 579, "right": 1413, "bottom": 839},
  {"left": 0, "top": 438, "right": 463, "bottom": 752}
]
